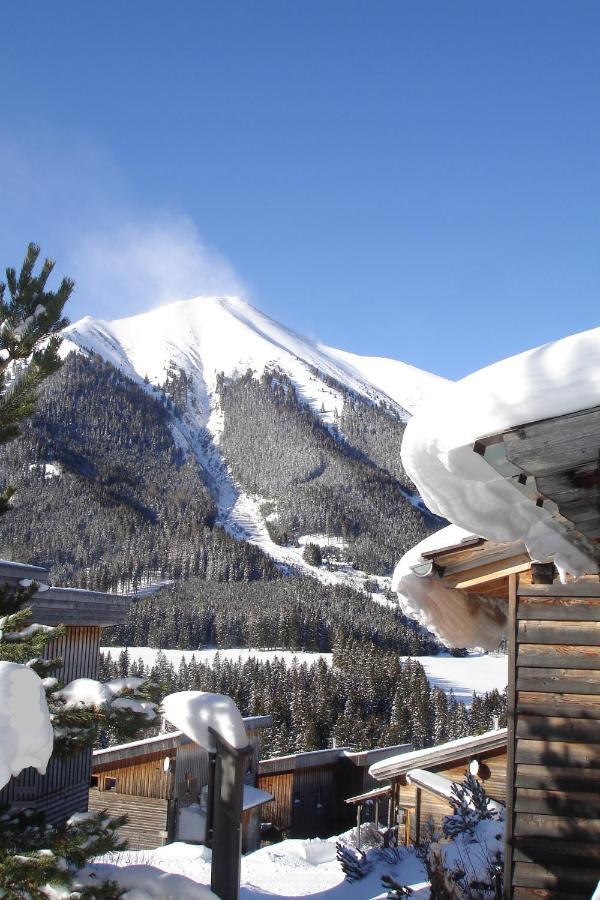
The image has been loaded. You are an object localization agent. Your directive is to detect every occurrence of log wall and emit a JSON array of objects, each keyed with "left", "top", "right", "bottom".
[{"left": 505, "top": 577, "right": 600, "bottom": 899}]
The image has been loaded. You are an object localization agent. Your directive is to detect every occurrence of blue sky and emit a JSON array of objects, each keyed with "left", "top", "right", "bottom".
[{"left": 1, "top": 2, "right": 599, "bottom": 379}]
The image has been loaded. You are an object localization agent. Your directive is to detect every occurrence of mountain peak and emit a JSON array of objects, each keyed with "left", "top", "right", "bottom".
[{"left": 62, "top": 295, "right": 447, "bottom": 417}]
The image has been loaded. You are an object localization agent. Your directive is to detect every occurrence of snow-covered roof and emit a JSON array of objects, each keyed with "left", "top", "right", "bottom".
[
  {"left": 401, "top": 326, "right": 600, "bottom": 577},
  {"left": 258, "top": 743, "right": 413, "bottom": 775},
  {"left": 93, "top": 716, "right": 272, "bottom": 766},
  {"left": 0, "top": 558, "right": 49, "bottom": 580},
  {"left": 406, "top": 768, "right": 455, "bottom": 800},
  {"left": 392, "top": 525, "right": 510, "bottom": 649},
  {"left": 369, "top": 728, "right": 507, "bottom": 782}
]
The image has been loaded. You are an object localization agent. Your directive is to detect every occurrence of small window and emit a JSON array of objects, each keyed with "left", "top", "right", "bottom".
[{"left": 104, "top": 777, "right": 118, "bottom": 791}]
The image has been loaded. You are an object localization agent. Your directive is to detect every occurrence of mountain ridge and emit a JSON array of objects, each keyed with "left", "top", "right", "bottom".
[{"left": 61, "top": 295, "right": 447, "bottom": 422}]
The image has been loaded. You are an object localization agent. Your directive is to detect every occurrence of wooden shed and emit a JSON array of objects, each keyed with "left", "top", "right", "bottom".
[
  {"left": 91, "top": 715, "right": 273, "bottom": 851},
  {"left": 0, "top": 561, "right": 131, "bottom": 824},
  {"left": 367, "top": 728, "right": 508, "bottom": 846},
  {"left": 257, "top": 743, "right": 412, "bottom": 839},
  {"left": 397, "top": 422, "right": 600, "bottom": 900}
]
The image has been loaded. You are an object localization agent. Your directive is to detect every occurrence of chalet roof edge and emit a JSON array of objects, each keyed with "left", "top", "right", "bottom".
[
  {"left": 93, "top": 716, "right": 273, "bottom": 765},
  {"left": 369, "top": 727, "right": 507, "bottom": 782}
]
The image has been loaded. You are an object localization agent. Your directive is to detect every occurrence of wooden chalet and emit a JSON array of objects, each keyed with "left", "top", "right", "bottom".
[
  {"left": 397, "top": 401, "right": 600, "bottom": 899},
  {"left": 91, "top": 715, "right": 273, "bottom": 852},
  {"left": 257, "top": 743, "right": 412, "bottom": 839},
  {"left": 0, "top": 560, "right": 130, "bottom": 824},
  {"left": 365, "top": 727, "right": 508, "bottom": 847}
]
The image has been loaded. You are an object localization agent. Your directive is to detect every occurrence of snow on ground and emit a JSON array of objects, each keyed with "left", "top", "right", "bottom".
[
  {"left": 91, "top": 808, "right": 503, "bottom": 900},
  {"left": 401, "top": 325, "right": 600, "bottom": 578},
  {"left": 103, "top": 647, "right": 507, "bottom": 704},
  {"left": 401, "top": 653, "right": 508, "bottom": 705},
  {"left": 93, "top": 837, "right": 430, "bottom": 899}
]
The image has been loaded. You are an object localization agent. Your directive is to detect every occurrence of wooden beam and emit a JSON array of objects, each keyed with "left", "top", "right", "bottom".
[
  {"left": 442, "top": 555, "right": 531, "bottom": 589},
  {"left": 518, "top": 582, "right": 600, "bottom": 598},
  {"left": 504, "top": 572, "right": 518, "bottom": 900}
]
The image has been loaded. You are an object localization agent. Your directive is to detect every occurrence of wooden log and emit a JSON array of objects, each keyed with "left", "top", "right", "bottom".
[
  {"left": 516, "top": 690, "right": 600, "bottom": 718},
  {"left": 513, "top": 889, "right": 590, "bottom": 900},
  {"left": 517, "top": 596, "right": 600, "bottom": 621},
  {"left": 514, "top": 787, "right": 600, "bottom": 818},
  {"left": 517, "top": 667, "right": 600, "bottom": 694},
  {"left": 514, "top": 812, "right": 600, "bottom": 841},
  {"left": 517, "top": 582, "right": 600, "bottom": 598},
  {"left": 512, "top": 861, "right": 600, "bottom": 890},
  {"left": 518, "top": 620, "right": 600, "bottom": 646},
  {"left": 515, "top": 738, "right": 600, "bottom": 768},
  {"left": 516, "top": 714, "right": 600, "bottom": 742},
  {"left": 513, "top": 837, "right": 600, "bottom": 865},
  {"left": 515, "top": 763, "right": 600, "bottom": 792},
  {"left": 517, "top": 643, "right": 600, "bottom": 670}
]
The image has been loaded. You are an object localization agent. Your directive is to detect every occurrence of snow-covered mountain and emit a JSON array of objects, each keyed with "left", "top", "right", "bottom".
[
  {"left": 62, "top": 295, "right": 445, "bottom": 423},
  {"left": 52, "top": 296, "right": 447, "bottom": 592},
  {"left": 0, "top": 294, "right": 445, "bottom": 601}
]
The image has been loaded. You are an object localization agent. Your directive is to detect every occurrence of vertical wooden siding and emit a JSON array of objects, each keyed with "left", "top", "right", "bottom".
[
  {"left": 505, "top": 580, "right": 600, "bottom": 899},
  {"left": 0, "top": 626, "right": 102, "bottom": 824}
]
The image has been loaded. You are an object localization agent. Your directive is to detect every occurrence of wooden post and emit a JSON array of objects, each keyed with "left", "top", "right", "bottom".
[
  {"left": 374, "top": 799, "right": 379, "bottom": 830},
  {"left": 414, "top": 788, "right": 421, "bottom": 847},
  {"left": 356, "top": 803, "right": 361, "bottom": 849},
  {"left": 208, "top": 729, "right": 253, "bottom": 900},
  {"left": 503, "top": 572, "right": 518, "bottom": 900}
]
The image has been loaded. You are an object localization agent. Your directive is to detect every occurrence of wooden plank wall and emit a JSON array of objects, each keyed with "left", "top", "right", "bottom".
[
  {"left": 0, "top": 626, "right": 102, "bottom": 824},
  {"left": 505, "top": 578, "right": 600, "bottom": 899},
  {"left": 94, "top": 752, "right": 175, "bottom": 799},
  {"left": 258, "top": 764, "right": 341, "bottom": 838}
]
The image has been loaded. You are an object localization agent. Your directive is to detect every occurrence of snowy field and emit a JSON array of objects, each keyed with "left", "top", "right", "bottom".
[
  {"left": 102, "top": 647, "right": 507, "bottom": 704},
  {"left": 401, "top": 653, "right": 508, "bottom": 704},
  {"left": 101, "top": 646, "right": 333, "bottom": 670}
]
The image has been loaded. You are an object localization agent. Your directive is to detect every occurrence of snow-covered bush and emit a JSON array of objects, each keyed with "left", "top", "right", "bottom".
[{"left": 443, "top": 771, "right": 495, "bottom": 839}]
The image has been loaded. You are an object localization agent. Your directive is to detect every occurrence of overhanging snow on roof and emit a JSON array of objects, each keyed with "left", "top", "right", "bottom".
[
  {"left": 395, "top": 327, "right": 600, "bottom": 647},
  {"left": 401, "top": 326, "right": 600, "bottom": 576},
  {"left": 392, "top": 525, "right": 512, "bottom": 649}
]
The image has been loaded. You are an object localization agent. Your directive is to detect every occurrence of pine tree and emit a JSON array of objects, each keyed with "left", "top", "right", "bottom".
[{"left": 0, "top": 246, "right": 150, "bottom": 897}]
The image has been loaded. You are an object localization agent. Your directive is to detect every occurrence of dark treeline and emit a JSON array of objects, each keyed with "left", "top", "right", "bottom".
[
  {"left": 0, "top": 353, "right": 279, "bottom": 589},
  {"left": 100, "top": 647, "right": 507, "bottom": 757},
  {"left": 219, "top": 370, "right": 434, "bottom": 574},
  {"left": 103, "top": 577, "right": 441, "bottom": 656}
]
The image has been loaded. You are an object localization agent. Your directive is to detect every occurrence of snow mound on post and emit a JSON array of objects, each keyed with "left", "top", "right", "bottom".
[
  {"left": 0, "top": 661, "right": 53, "bottom": 790},
  {"left": 401, "top": 326, "right": 600, "bottom": 575},
  {"left": 392, "top": 525, "right": 508, "bottom": 649},
  {"left": 162, "top": 691, "right": 248, "bottom": 752}
]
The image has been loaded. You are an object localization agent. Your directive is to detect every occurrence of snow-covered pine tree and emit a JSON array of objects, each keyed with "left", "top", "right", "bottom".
[{"left": 0, "top": 246, "right": 156, "bottom": 897}]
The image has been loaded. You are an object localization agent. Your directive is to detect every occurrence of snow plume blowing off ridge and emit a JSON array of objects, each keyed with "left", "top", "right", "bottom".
[{"left": 68, "top": 215, "right": 247, "bottom": 318}]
